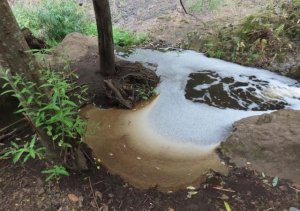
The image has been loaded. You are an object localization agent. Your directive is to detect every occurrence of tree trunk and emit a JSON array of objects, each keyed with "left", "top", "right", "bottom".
[
  {"left": 0, "top": 0, "right": 59, "bottom": 160},
  {"left": 0, "top": 1, "right": 41, "bottom": 82},
  {"left": 92, "top": 0, "right": 116, "bottom": 76}
]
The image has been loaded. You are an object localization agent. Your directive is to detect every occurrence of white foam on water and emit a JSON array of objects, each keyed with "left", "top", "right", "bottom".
[{"left": 123, "top": 49, "right": 300, "bottom": 146}]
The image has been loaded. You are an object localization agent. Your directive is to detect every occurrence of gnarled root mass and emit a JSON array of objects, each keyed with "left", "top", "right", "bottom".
[{"left": 104, "top": 60, "right": 159, "bottom": 109}]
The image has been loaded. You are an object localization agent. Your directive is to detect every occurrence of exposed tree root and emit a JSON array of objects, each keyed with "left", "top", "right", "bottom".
[{"left": 104, "top": 60, "right": 159, "bottom": 108}]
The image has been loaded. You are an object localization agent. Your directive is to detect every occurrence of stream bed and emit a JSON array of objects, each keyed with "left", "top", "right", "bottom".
[{"left": 82, "top": 49, "right": 300, "bottom": 191}]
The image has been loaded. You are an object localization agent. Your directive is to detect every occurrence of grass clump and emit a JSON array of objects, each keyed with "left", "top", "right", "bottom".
[
  {"left": 186, "top": 0, "right": 299, "bottom": 72},
  {"left": 186, "top": 0, "right": 221, "bottom": 12},
  {"left": 12, "top": 0, "right": 149, "bottom": 47},
  {"left": 113, "top": 27, "right": 149, "bottom": 47}
]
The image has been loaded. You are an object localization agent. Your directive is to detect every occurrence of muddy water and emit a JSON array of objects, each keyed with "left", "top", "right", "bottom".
[
  {"left": 81, "top": 98, "right": 227, "bottom": 191},
  {"left": 82, "top": 49, "right": 300, "bottom": 191}
]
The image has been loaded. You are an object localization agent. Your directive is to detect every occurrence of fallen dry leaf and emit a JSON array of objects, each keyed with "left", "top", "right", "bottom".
[
  {"left": 100, "top": 203, "right": 109, "bottom": 211},
  {"left": 68, "top": 193, "right": 79, "bottom": 202},
  {"left": 95, "top": 191, "right": 103, "bottom": 201}
]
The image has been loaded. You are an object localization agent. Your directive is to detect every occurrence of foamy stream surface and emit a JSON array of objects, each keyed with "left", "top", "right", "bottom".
[
  {"left": 122, "top": 49, "right": 300, "bottom": 146},
  {"left": 82, "top": 49, "right": 300, "bottom": 190}
]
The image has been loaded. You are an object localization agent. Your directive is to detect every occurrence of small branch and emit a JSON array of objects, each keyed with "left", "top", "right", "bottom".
[
  {"left": 0, "top": 118, "right": 26, "bottom": 134},
  {"left": 178, "top": 0, "right": 206, "bottom": 25},
  {"left": 179, "top": 0, "right": 188, "bottom": 14},
  {"left": 88, "top": 176, "right": 100, "bottom": 210},
  {"left": 212, "top": 186, "right": 236, "bottom": 193},
  {"left": 0, "top": 129, "right": 16, "bottom": 142}
]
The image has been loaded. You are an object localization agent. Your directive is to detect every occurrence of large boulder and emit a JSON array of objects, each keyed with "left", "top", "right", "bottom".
[
  {"left": 46, "top": 32, "right": 99, "bottom": 64},
  {"left": 221, "top": 109, "right": 300, "bottom": 183}
]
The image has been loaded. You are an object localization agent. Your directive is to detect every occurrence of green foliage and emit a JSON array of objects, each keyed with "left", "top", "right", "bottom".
[
  {"left": 113, "top": 27, "right": 149, "bottom": 47},
  {"left": 35, "top": 0, "right": 89, "bottom": 42},
  {"left": 187, "top": 0, "right": 299, "bottom": 69},
  {"left": 186, "top": 0, "right": 221, "bottom": 12},
  {"left": 12, "top": 0, "right": 149, "bottom": 47},
  {"left": 0, "top": 67, "right": 87, "bottom": 150},
  {"left": 42, "top": 165, "right": 69, "bottom": 181},
  {"left": 13, "top": 0, "right": 91, "bottom": 46},
  {"left": 13, "top": 3, "right": 40, "bottom": 35},
  {"left": 0, "top": 136, "right": 45, "bottom": 164},
  {"left": 83, "top": 23, "right": 149, "bottom": 46},
  {"left": 136, "top": 85, "right": 156, "bottom": 101}
]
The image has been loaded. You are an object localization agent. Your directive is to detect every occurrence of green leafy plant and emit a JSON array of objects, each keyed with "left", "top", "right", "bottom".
[
  {"left": 42, "top": 165, "right": 69, "bottom": 181},
  {"left": 136, "top": 85, "right": 156, "bottom": 101},
  {"left": 1, "top": 67, "right": 87, "bottom": 150},
  {"left": 0, "top": 136, "right": 45, "bottom": 164},
  {"left": 113, "top": 27, "right": 149, "bottom": 47}
]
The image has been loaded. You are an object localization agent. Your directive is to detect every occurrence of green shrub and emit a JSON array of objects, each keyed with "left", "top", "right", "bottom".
[
  {"left": 13, "top": 0, "right": 91, "bottom": 45},
  {"left": 12, "top": 0, "right": 149, "bottom": 47},
  {"left": 1, "top": 67, "right": 87, "bottom": 150},
  {"left": 113, "top": 27, "right": 149, "bottom": 46}
]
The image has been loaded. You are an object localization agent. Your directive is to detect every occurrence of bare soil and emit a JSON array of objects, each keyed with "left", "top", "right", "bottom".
[
  {"left": 1, "top": 138, "right": 299, "bottom": 211},
  {"left": 108, "top": 0, "right": 275, "bottom": 46}
]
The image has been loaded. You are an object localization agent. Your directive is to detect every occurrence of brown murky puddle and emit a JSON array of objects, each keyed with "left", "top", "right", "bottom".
[{"left": 81, "top": 97, "right": 227, "bottom": 192}]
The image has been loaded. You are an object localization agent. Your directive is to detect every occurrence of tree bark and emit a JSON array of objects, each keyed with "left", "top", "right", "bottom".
[
  {"left": 92, "top": 0, "right": 116, "bottom": 76},
  {"left": 0, "top": 0, "right": 59, "bottom": 160},
  {"left": 0, "top": 0, "right": 41, "bottom": 81}
]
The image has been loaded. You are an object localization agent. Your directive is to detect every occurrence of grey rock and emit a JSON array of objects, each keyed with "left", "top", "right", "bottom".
[{"left": 221, "top": 109, "right": 300, "bottom": 183}]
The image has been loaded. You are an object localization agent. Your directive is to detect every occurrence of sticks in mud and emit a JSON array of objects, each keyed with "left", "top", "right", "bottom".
[{"left": 0, "top": 118, "right": 30, "bottom": 142}]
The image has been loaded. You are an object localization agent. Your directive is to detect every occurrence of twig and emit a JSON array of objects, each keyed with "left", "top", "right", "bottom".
[
  {"left": 88, "top": 176, "right": 100, "bottom": 210},
  {"left": 178, "top": 0, "right": 206, "bottom": 24},
  {"left": 93, "top": 180, "right": 104, "bottom": 186},
  {"left": 0, "top": 118, "right": 26, "bottom": 134},
  {"left": 179, "top": 0, "right": 188, "bottom": 14},
  {"left": 212, "top": 186, "right": 236, "bottom": 193},
  {"left": 0, "top": 129, "right": 17, "bottom": 142},
  {"left": 289, "top": 185, "right": 299, "bottom": 198}
]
